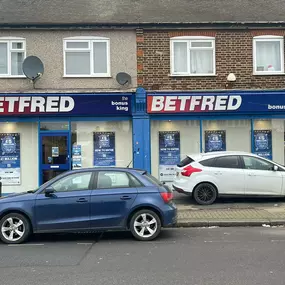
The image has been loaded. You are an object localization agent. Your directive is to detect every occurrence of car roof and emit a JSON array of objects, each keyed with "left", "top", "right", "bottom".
[
  {"left": 63, "top": 167, "right": 147, "bottom": 174},
  {"left": 186, "top": 151, "right": 254, "bottom": 161}
]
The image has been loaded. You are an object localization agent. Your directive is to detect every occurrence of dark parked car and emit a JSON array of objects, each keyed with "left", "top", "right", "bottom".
[{"left": 0, "top": 168, "right": 177, "bottom": 244}]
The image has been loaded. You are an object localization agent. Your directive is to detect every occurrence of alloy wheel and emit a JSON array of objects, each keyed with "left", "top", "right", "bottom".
[
  {"left": 133, "top": 213, "right": 158, "bottom": 238},
  {"left": 1, "top": 217, "right": 25, "bottom": 242}
]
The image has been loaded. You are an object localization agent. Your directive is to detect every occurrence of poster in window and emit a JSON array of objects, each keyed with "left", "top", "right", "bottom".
[
  {"left": 253, "top": 130, "right": 272, "bottom": 160},
  {"left": 72, "top": 144, "right": 82, "bottom": 169},
  {"left": 0, "top": 133, "right": 21, "bottom": 185},
  {"left": 94, "top": 132, "right": 115, "bottom": 167},
  {"left": 159, "top": 131, "right": 180, "bottom": 182},
  {"left": 205, "top": 130, "right": 226, "bottom": 152}
]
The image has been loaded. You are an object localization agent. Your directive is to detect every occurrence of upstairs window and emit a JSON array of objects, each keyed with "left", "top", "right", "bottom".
[
  {"left": 253, "top": 35, "right": 284, "bottom": 74},
  {"left": 0, "top": 38, "right": 26, "bottom": 77},
  {"left": 64, "top": 37, "right": 110, "bottom": 77},
  {"left": 170, "top": 36, "right": 215, "bottom": 76}
]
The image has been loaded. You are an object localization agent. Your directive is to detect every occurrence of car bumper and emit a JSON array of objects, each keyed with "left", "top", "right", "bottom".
[
  {"left": 172, "top": 185, "right": 192, "bottom": 195},
  {"left": 162, "top": 203, "right": 177, "bottom": 227}
]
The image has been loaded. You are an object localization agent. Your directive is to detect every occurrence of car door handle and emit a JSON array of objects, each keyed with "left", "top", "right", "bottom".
[
  {"left": 120, "top": 196, "right": 132, "bottom": 200},
  {"left": 214, "top": 172, "right": 222, "bottom": 175},
  {"left": 248, "top": 173, "right": 256, "bottom": 177},
  {"left": 76, "top": 198, "right": 88, "bottom": 203}
]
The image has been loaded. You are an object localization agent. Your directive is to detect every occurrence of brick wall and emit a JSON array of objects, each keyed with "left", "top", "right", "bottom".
[{"left": 136, "top": 29, "right": 285, "bottom": 91}]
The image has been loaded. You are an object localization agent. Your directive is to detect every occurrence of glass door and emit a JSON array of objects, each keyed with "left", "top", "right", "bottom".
[{"left": 40, "top": 132, "right": 70, "bottom": 184}]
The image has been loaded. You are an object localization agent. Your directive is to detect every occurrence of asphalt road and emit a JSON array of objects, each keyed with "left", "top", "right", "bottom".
[{"left": 1, "top": 227, "right": 285, "bottom": 285}]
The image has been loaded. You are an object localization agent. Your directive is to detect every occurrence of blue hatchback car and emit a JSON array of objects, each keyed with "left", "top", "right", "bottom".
[{"left": 0, "top": 168, "right": 177, "bottom": 244}]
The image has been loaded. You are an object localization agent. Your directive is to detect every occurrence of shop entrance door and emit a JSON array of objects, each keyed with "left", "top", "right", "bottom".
[{"left": 40, "top": 132, "right": 70, "bottom": 184}]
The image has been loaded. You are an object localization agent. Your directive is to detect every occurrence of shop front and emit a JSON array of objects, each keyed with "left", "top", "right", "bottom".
[
  {"left": 0, "top": 93, "right": 134, "bottom": 195},
  {"left": 146, "top": 90, "right": 285, "bottom": 182}
]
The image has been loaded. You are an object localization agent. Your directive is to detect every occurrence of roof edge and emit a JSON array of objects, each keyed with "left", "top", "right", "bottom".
[{"left": 1, "top": 21, "right": 285, "bottom": 30}]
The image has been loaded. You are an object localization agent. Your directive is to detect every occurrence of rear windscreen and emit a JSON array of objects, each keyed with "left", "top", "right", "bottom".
[
  {"left": 143, "top": 173, "right": 163, "bottom": 186},
  {"left": 177, "top": 156, "right": 194, "bottom": 167}
]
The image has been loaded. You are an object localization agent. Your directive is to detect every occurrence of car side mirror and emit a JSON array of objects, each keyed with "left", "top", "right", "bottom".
[
  {"left": 45, "top": 187, "right": 55, "bottom": 197},
  {"left": 273, "top": 165, "right": 279, "bottom": 171}
]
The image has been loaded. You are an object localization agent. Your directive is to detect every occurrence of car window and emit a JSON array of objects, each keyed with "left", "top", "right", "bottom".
[
  {"left": 177, "top": 156, "right": 194, "bottom": 167},
  {"left": 214, "top": 156, "right": 240, "bottom": 169},
  {"left": 243, "top": 156, "right": 274, "bottom": 171},
  {"left": 97, "top": 171, "right": 135, "bottom": 189},
  {"left": 51, "top": 172, "right": 92, "bottom": 192},
  {"left": 199, "top": 158, "right": 215, "bottom": 167}
]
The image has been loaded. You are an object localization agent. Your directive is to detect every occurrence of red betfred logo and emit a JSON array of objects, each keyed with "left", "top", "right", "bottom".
[{"left": 147, "top": 95, "right": 242, "bottom": 113}]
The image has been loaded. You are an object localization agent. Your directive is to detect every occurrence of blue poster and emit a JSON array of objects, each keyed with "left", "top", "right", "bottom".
[
  {"left": 253, "top": 130, "right": 272, "bottom": 160},
  {"left": 0, "top": 133, "right": 21, "bottom": 185},
  {"left": 205, "top": 130, "right": 226, "bottom": 152},
  {"left": 94, "top": 132, "right": 115, "bottom": 167},
  {"left": 72, "top": 144, "right": 82, "bottom": 169},
  {"left": 159, "top": 131, "right": 180, "bottom": 182}
]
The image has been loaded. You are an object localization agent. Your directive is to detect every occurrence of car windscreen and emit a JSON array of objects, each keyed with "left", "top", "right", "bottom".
[{"left": 177, "top": 156, "right": 194, "bottom": 167}]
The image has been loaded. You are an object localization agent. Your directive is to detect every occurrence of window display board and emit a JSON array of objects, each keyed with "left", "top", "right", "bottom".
[
  {"left": 0, "top": 133, "right": 21, "bottom": 185},
  {"left": 72, "top": 144, "right": 82, "bottom": 169},
  {"left": 94, "top": 132, "right": 116, "bottom": 167},
  {"left": 158, "top": 131, "right": 180, "bottom": 182},
  {"left": 205, "top": 130, "right": 226, "bottom": 152},
  {"left": 253, "top": 130, "right": 272, "bottom": 160}
]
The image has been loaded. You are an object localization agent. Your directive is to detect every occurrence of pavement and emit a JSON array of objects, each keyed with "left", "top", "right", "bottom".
[
  {"left": 1, "top": 228, "right": 285, "bottom": 285},
  {"left": 174, "top": 191, "right": 285, "bottom": 227}
]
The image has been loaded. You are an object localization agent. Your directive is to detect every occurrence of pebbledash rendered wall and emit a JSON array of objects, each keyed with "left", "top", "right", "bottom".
[{"left": 136, "top": 29, "right": 285, "bottom": 91}]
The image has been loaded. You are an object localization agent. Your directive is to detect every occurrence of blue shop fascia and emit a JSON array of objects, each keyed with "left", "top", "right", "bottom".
[{"left": 1, "top": 89, "right": 285, "bottom": 194}]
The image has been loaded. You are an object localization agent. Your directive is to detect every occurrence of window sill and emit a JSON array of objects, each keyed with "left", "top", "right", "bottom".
[
  {"left": 0, "top": 75, "right": 26, "bottom": 79},
  {"left": 169, "top": 74, "right": 217, "bottom": 77},
  {"left": 63, "top": 74, "right": 112, "bottom": 78},
  {"left": 253, "top": 72, "right": 285, "bottom": 76}
]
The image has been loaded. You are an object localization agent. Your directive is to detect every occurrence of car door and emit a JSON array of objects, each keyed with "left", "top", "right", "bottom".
[
  {"left": 242, "top": 155, "right": 283, "bottom": 195},
  {"left": 209, "top": 155, "right": 245, "bottom": 195},
  {"left": 35, "top": 171, "right": 93, "bottom": 232},
  {"left": 90, "top": 170, "right": 138, "bottom": 229}
]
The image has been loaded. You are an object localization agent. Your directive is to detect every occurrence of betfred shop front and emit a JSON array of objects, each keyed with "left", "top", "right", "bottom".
[
  {"left": 146, "top": 90, "right": 285, "bottom": 182},
  {"left": 0, "top": 93, "right": 134, "bottom": 195}
]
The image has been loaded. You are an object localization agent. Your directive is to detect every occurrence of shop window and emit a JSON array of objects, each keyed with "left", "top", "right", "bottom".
[
  {"left": 64, "top": 37, "right": 110, "bottom": 77},
  {"left": 170, "top": 36, "right": 215, "bottom": 76},
  {"left": 0, "top": 38, "right": 26, "bottom": 77},
  {"left": 253, "top": 36, "right": 284, "bottom": 75},
  {"left": 71, "top": 121, "right": 132, "bottom": 169}
]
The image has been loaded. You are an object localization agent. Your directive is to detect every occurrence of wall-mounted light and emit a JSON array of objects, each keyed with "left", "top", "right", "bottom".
[
  {"left": 226, "top": 73, "right": 236, "bottom": 89},
  {"left": 227, "top": 73, "right": 236, "bottom": 82}
]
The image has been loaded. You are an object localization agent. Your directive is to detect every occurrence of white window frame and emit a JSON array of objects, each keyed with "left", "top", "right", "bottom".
[
  {"left": 170, "top": 36, "right": 216, "bottom": 76},
  {"left": 63, "top": 36, "right": 111, "bottom": 77},
  {"left": 253, "top": 35, "right": 284, "bottom": 75},
  {"left": 0, "top": 37, "right": 26, "bottom": 78}
]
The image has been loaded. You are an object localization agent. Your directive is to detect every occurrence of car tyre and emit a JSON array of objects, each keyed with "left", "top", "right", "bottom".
[
  {"left": 193, "top": 183, "right": 217, "bottom": 205},
  {"left": 0, "top": 213, "right": 31, "bottom": 244},
  {"left": 130, "top": 209, "right": 161, "bottom": 241}
]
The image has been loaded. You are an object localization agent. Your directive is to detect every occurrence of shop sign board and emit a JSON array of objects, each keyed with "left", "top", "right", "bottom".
[
  {"left": 0, "top": 94, "right": 131, "bottom": 116},
  {"left": 94, "top": 132, "right": 116, "bottom": 167},
  {"left": 205, "top": 130, "right": 226, "bottom": 152},
  {"left": 253, "top": 130, "right": 272, "bottom": 160},
  {"left": 158, "top": 131, "right": 180, "bottom": 182},
  {"left": 147, "top": 93, "right": 285, "bottom": 114},
  {"left": 0, "top": 133, "right": 21, "bottom": 185}
]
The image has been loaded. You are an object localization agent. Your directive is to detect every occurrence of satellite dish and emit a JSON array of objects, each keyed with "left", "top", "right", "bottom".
[
  {"left": 116, "top": 72, "right": 131, "bottom": 85},
  {"left": 22, "top": 56, "right": 44, "bottom": 81}
]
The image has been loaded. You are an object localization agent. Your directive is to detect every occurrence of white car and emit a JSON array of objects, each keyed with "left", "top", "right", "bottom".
[{"left": 173, "top": 151, "right": 285, "bottom": 205}]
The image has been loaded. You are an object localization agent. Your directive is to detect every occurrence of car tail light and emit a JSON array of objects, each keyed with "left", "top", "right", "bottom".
[
  {"left": 160, "top": 192, "right": 173, "bottom": 203},
  {"left": 181, "top": 165, "right": 202, "bottom": 177}
]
